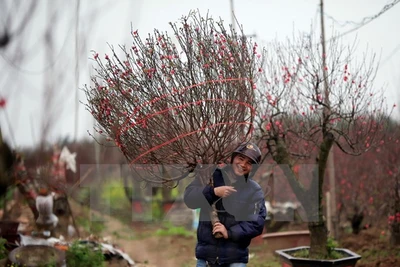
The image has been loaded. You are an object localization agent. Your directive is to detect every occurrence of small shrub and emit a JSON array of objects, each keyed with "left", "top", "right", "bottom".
[
  {"left": 326, "top": 237, "right": 343, "bottom": 259},
  {"left": 156, "top": 223, "right": 194, "bottom": 238},
  {"left": 0, "top": 238, "right": 7, "bottom": 260},
  {"left": 66, "top": 240, "right": 105, "bottom": 267},
  {"left": 291, "top": 237, "right": 346, "bottom": 260}
]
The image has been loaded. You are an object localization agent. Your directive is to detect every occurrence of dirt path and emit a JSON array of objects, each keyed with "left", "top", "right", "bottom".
[{"left": 82, "top": 203, "right": 197, "bottom": 267}]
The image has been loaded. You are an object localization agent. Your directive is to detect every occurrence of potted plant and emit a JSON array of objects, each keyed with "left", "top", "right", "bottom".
[
  {"left": 251, "top": 1, "right": 394, "bottom": 265},
  {"left": 276, "top": 246, "right": 361, "bottom": 267}
]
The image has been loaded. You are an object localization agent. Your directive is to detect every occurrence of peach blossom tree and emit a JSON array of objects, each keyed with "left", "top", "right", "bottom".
[
  {"left": 252, "top": 33, "right": 395, "bottom": 257},
  {"left": 376, "top": 126, "right": 400, "bottom": 245},
  {"left": 84, "top": 11, "right": 264, "bottom": 185},
  {"left": 334, "top": 146, "right": 389, "bottom": 234}
]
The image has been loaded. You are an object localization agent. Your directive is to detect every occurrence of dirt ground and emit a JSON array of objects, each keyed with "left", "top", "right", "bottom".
[
  {"left": 3, "top": 199, "right": 400, "bottom": 267},
  {"left": 105, "top": 222, "right": 276, "bottom": 267},
  {"left": 96, "top": 210, "right": 400, "bottom": 267},
  {"left": 92, "top": 204, "right": 400, "bottom": 267},
  {"left": 92, "top": 208, "right": 277, "bottom": 267},
  {"left": 101, "top": 220, "right": 400, "bottom": 267},
  {"left": 340, "top": 227, "right": 400, "bottom": 267}
]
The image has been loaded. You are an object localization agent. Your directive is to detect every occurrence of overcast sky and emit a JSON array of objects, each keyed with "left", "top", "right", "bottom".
[{"left": 1, "top": 0, "right": 399, "bottom": 149}]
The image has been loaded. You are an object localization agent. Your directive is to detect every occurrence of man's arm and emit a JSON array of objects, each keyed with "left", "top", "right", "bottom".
[{"left": 183, "top": 176, "right": 219, "bottom": 209}]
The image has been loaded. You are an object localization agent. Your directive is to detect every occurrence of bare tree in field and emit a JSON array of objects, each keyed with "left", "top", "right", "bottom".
[
  {"left": 1, "top": 0, "right": 101, "bottom": 151},
  {"left": 84, "top": 11, "right": 263, "bottom": 185},
  {"left": 0, "top": 0, "right": 99, "bottom": 226},
  {"left": 253, "top": 31, "right": 394, "bottom": 257},
  {"left": 0, "top": 0, "right": 38, "bottom": 149},
  {"left": 0, "top": 1, "right": 37, "bottom": 49}
]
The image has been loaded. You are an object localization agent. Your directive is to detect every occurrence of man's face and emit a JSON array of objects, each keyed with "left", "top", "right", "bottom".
[{"left": 232, "top": 154, "right": 254, "bottom": 177}]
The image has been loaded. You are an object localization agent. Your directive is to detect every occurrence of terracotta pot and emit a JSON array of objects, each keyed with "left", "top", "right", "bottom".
[
  {"left": 275, "top": 246, "right": 361, "bottom": 267},
  {"left": 262, "top": 230, "right": 310, "bottom": 251},
  {"left": 250, "top": 226, "right": 268, "bottom": 246},
  {"left": 250, "top": 233, "right": 264, "bottom": 246}
]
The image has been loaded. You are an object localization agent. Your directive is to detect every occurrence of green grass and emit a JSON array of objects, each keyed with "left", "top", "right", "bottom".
[
  {"left": 247, "top": 258, "right": 281, "bottom": 267},
  {"left": 155, "top": 223, "right": 195, "bottom": 238}
]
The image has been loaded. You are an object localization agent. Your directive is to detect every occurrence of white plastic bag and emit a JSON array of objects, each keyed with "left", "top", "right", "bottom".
[{"left": 35, "top": 194, "right": 59, "bottom": 227}]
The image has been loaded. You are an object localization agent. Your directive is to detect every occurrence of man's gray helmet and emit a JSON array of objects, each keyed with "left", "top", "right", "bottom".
[{"left": 231, "top": 142, "right": 262, "bottom": 165}]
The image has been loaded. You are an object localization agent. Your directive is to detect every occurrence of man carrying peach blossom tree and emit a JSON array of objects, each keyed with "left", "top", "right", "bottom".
[{"left": 184, "top": 142, "right": 266, "bottom": 267}]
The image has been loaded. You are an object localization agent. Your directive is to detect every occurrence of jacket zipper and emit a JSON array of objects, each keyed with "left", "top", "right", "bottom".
[{"left": 216, "top": 241, "right": 220, "bottom": 265}]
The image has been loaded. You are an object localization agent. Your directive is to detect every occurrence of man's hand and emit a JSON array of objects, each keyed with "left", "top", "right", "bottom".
[
  {"left": 213, "top": 222, "right": 228, "bottom": 239},
  {"left": 214, "top": 186, "right": 237, "bottom": 198}
]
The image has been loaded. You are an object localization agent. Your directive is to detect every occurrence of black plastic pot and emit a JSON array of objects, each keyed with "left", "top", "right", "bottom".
[{"left": 275, "top": 246, "right": 361, "bottom": 267}]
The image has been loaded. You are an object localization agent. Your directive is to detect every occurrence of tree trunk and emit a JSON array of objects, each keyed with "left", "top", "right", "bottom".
[
  {"left": 208, "top": 173, "right": 223, "bottom": 239},
  {"left": 211, "top": 203, "right": 223, "bottom": 238},
  {"left": 308, "top": 221, "right": 328, "bottom": 258},
  {"left": 390, "top": 230, "right": 400, "bottom": 246},
  {"left": 307, "top": 133, "right": 334, "bottom": 258},
  {"left": 390, "top": 219, "right": 400, "bottom": 246}
]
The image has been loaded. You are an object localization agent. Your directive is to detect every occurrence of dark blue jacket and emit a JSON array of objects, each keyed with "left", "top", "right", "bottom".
[{"left": 184, "top": 167, "right": 267, "bottom": 265}]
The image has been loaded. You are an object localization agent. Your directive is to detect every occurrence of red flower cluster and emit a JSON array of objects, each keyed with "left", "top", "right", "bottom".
[
  {"left": 0, "top": 97, "right": 6, "bottom": 108},
  {"left": 388, "top": 213, "right": 400, "bottom": 224}
]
